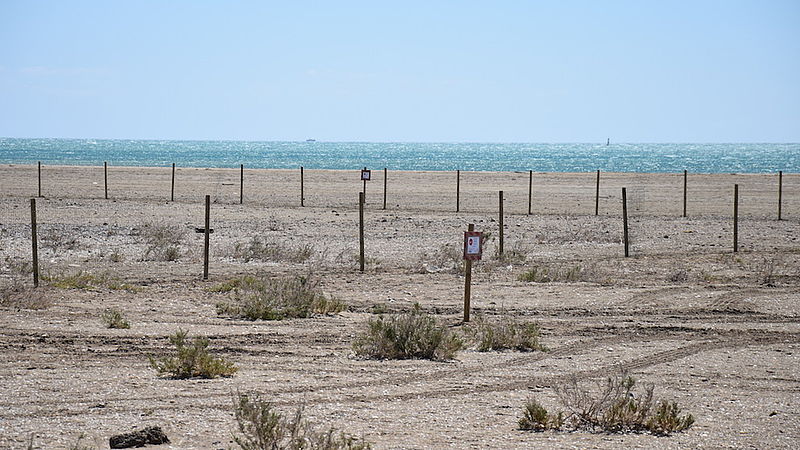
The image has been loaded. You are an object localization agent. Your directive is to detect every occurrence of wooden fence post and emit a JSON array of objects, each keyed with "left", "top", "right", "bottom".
[
  {"left": 171, "top": 163, "right": 176, "bottom": 202},
  {"left": 778, "top": 170, "right": 783, "bottom": 220},
  {"left": 622, "top": 187, "right": 629, "bottom": 257},
  {"left": 30, "top": 199, "right": 39, "bottom": 288},
  {"left": 456, "top": 170, "right": 461, "bottom": 212},
  {"left": 383, "top": 167, "right": 387, "bottom": 210},
  {"left": 38, "top": 161, "right": 42, "bottom": 198},
  {"left": 300, "top": 166, "right": 304, "bottom": 207},
  {"left": 527, "top": 170, "right": 532, "bottom": 215},
  {"left": 595, "top": 169, "right": 600, "bottom": 215},
  {"left": 203, "top": 195, "right": 210, "bottom": 280},
  {"left": 104, "top": 161, "right": 108, "bottom": 199},
  {"left": 498, "top": 190, "right": 504, "bottom": 257},
  {"left": 362, "top": 167, "right": 367, "bottom": 199},
  {"left": 359, "top": 192, "right": 365, "bottom": 273},
  {"left": 683, "top": 169, "right": 687, "bottom": 217},
  {"left": 239, "top": 164, "right": 244, "bottom": 204},
  {"left": 733, "top": 184, "right": 739, "bottom": 253}
]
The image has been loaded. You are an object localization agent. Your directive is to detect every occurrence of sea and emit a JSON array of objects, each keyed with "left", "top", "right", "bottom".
[{"left": 1, "top": 138, "right": 798, "bottom": 173}]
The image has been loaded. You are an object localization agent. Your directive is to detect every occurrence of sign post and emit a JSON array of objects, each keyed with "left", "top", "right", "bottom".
[
  {"left": 361, "top": 167, "right": 371, "bottom": 201},
  {"left": 463, "top": 224, "right": 482, "bottom": 322}
]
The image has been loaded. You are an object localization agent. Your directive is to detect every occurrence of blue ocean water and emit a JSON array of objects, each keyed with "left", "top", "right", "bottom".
[{"left": 0, "top": 138, "right": 797, "bottom": 173}]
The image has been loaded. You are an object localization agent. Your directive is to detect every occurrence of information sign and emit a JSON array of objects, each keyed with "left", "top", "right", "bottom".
[
  {"left": 463, "top": 231, "right": 483, "bottom": 260},
  {"left": 361, "top": 169, "right": 371, "bottom": 181}
]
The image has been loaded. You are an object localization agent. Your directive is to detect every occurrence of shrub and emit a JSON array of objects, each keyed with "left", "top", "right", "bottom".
[
  {"left": 518, "top": 265, "right": 583, "bottom": 283},
  {"left": 352, "top": 304, "right": 463, "bottom": 360},
  {"left": 232, "top": 392, "right": 371, "bottom": 450},
  {"left": 519, "top": 369, "right": 694, "bottom": 435},
  {"left": 40, "top": 227, "right": 81, "bottom": 253},
  {"left": 138, "top": 222, "right": 186, "bottom": 261},
  {"left": 102, "top": 308, "right": 130, "bottom": 329},
  {"left": 416, "top": 243, "right": 463, "bottom": 274},
  {"left": 216, "top": 274, "right": 344, "bottom": 320},
  {"left": 464, "top": 315, "right": 546, "bottom": 352},
  {"left": 232, "top": 237, "right": 314, "bottom": 263},
  {"left": 149, "top": 329, "right": 237, "bottom": 379}
]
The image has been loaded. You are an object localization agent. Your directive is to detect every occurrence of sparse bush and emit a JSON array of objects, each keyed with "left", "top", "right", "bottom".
[
  {"left": 352, "top": 303, "right": 463, "bottom": 360},
  {"left": 40, "top": 227, "right": 81, "bottom": 253},
  {"left": 41, "top": 270, "right": 140, "bottom": 292},
  {"left": 519, "top": 369, "right": 694, "bottom": 435},
  {"left": 416, "top": 243, "right": 463, "bottom": 274},
  {"left": 518, "top": 265, "right": 583, "bottom": 283},
  {"left": 102, "top": 308, "right": 130, "bottom": 329},
  {"left": 149, "top": 329, "right": 237, "bottom": 379},
  {"left": 754, "top": 257, "right": 777, "bottom": 286},
  {"left": 1, "top": 257, "right": 48, "bottom": 309},
  {"left": 232, "top": 236, "right": 314, "bottom": 263},
  {"left": 667, "top": 269, "right": 689, "bottom": 283},
  {"left": 233, "top": 391, "right": 371, "bottom": 450},
  {"left": 464, "top": 315, "right": 546, "bottom": 352},
  {"left": 139, "top": 222, "right": 186, "bottom": 261},
  {"left": 216, "top": 274, "right": 344, "bottom": 320}
]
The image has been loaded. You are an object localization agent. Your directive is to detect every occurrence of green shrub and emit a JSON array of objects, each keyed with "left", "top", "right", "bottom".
[
  {"left": 102, "top": 308, "right": 130, "bottom": 329},
  {"left": 232, "top": 237, "right": 314, "bottom": 263},
  {"left": 138, "top": 221, "right": 186, "bottom": 261},
  {"left": 352, "top": 304, "right": 463, "bottom": 360},
  {"left": 233, "top": 392, "right": 371, "bottom": 449},
  {"left": 520, "top": 369, "right": 694, "bottom": 435},
  {"left": 518, "top": 265, "right": 583, "bottom": 283},
  {"left": 216, "top": 275, "right": 344, "bottom": 321},
  {"left": 149, "top": 329, "right": 237, "bottom": 379},
  {"left": 465, "top": 315, "right": 546, "bottom": 352}
]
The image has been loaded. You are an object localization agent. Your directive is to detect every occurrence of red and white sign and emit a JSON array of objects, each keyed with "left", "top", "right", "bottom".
[{"left": 463, "top": 231, "right": 483, "bottom": 260}]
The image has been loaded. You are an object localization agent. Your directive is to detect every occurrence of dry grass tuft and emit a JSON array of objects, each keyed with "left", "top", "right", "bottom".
[
  {"left": 149, "top": 329, "right": 237, "bottom": 379},
  {"left": 464, "top": 315, "right": 546, "bottom": 352},
  {"left": 232, "top": 236, "right": 314, "bottom": 263}
]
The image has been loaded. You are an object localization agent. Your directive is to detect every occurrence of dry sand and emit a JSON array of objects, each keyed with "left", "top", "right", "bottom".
[{"left": 0, "top": 164, "right": 799, "bottom": 449}]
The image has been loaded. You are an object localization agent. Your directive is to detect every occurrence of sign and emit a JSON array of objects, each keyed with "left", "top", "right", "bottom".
[
  {"left": 463, "top": 231, "right": 483, "bottom": 260},
  {"left": 361, "top": 169, "right": 371, "bottom": 181}
]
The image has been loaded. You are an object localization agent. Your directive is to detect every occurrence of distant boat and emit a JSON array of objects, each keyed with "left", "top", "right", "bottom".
[
  {"left": 306, "top": 139, "right": 316, "bottom": 142},
  {"left": 607, "top": 138, "right": 610, "bottom": 146}
]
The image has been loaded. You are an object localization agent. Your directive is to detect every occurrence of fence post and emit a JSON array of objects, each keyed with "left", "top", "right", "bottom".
[
  {"left": 362, "top": 167, "right": 367, "bottom": 199},
  {"left": 171, "top": 163, "right": 176, "bottom": 202},
  {"left": 498, "top": 190, "right": 504, "bottom": 257},
  {"left": 30, "top": 199, "right": 39, "bottom": 288},
  {"left": 203, "top": 195, "right": 210, "bottom": 280},
  {"left": 527, "top": 170, "right": 532, "bottom": 215},
  {"left": 383, "top": 167, "right": 387, "bottom": 210},
  {"left": 733, "top": 184, "right": 739, "bottom": 253},
  {"left": 622, "top": 187, "right": 629, "bottom": 257},
  {"left": 778, "top": 170, "right": 783, "bottom": 220},
  {"left": 239, "top": 164, "right": 244, "bottom": 204},
  {"left": 359, "top": 192, "right": 365, "bottom": 273},
  {"left": 38, "top": 161, "right": 42, "bottom": 198},
  {"left": 456, "top": 170, "right": 461, "bottom": 212},
  {"left": 683, "top": 169, "right": 687, "bottom": 217},
  {"left": 464, "top": 223, "right": 474, "bottom": 323},
  {"left": 300, "top": 166, "right": 304, "bottom": 207},
  {"left": 595, "top": 169, "right": 600, "bottom": 215},
  {"left": 104, "top": 161, "right": 108, "bottom": 199}
]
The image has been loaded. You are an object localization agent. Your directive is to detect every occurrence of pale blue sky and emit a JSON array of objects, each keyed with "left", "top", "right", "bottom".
[{"left": 1, "top": 0, "right": 798, "bottom": 142}]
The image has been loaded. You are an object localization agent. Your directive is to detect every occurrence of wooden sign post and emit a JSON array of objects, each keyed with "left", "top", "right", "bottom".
[
  {"left": 361, "top": 167, "right": 370, "bottom": 200},
  {"left": 359, "top": 192, "right": 365, "bottom": 273},
  {"left": 30, "top": 198, "right": 39, "bottom": 288},
  {"left": 463, "top": 224, "right": 482, "bottom": 322}
]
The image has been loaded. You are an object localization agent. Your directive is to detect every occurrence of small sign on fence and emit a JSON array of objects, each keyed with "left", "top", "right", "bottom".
[
  {"left": 463, "top": 231, "right": 483, "bottom": 261},
  {"left": 361, "top": 169, "right": 371, "bottom": 181}
]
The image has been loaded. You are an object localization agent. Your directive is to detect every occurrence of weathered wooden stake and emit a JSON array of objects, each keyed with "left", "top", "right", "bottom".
[
  {"left": 38, "top": 161, "right": 42, "bottom": 198},
  {"left": 30, "top": 198, "right": 39, "bottom": 288},
  {"left": 498, "top": 190, "right": 504, "bottom": 257},
  {"left": 778, "top": 171, "right": 783, "bottom": 220},
  {"left": 595, "top": 169, "right": 600, "bottom": 215},
  {"left": 171, "top": 163, "right": 176, "bottom": 202},
  {"left": 733, "top": 184, "right": 739, "bottom": 253},
  {"left": 104, "top": 161, "right": 108, "bottom": 199},
  {"left": 683, "top": 169, "right": 687, "bottom": 217},
  {"left": 359, "top": 192, "right": 365, "bottom": 273},
  {"left": 300, "top": 166, "right": 305, "bottom": 207},
  {"left": 362, "top": 167, "right": 367, "bottom": 199},
  {"left": 464, "top": 223, "right": 474, "bottom": 323},
  {"left": 622, "top": 187, "right": 629, "bottom": 257},
  {"left": 527, "top": 170, "right": 532, "bottom": 215},
  {"left": 383, "top": 167, "right": 387, "bottom": 210},
  {"left": 456, "top": 170, "right": 461, "bottom": 212},
  {"left": 239, "top": 164, "right": 244, "bottom": 204},
  {"left": 203, "top": 195, "right": 210, "bottom": 280}
]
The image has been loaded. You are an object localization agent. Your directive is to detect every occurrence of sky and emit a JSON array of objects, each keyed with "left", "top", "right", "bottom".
[{"left": 1, "top": 0, "right": 798, "bottom": 143}]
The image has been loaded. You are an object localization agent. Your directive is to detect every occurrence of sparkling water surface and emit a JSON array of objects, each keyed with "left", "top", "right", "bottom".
[{"left": 1, "top": 138, "right": 797, "bottom": 173}]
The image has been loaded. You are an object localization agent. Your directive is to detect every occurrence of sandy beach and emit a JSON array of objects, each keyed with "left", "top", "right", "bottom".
[{"left": 1, "top": 164, "right": 799, "bottom": 449}]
